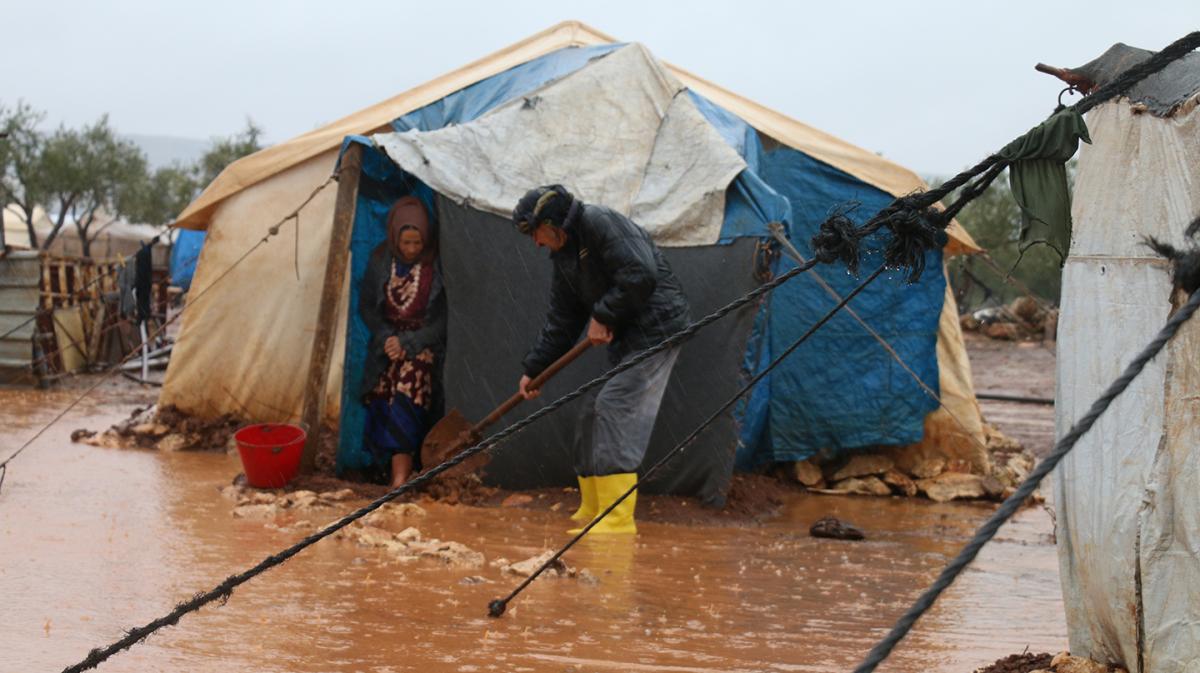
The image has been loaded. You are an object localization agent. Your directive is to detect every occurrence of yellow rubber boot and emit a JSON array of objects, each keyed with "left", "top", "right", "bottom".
[
  {"left": 568, "top": 472, "right": 637, "bottom": 535},
  {"left": 569, "top": 476, "right": 597, "bottom": 523}
]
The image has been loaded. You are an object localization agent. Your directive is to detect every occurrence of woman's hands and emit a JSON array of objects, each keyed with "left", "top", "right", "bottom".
[{"left": 384, "top": 336, "right": 405, "bottom": 361}]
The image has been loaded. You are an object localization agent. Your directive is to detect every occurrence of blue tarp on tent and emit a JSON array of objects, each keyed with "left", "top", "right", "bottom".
[
  {"left": 169, "top": 229, "right": 206, "bottom": 290},
  {"left": 335, "top": 44, "right": 944, "bottom": 475}
]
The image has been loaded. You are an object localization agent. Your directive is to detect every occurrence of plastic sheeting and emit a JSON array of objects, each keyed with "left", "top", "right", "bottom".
[
  {"left": 375, "top": 44, "right": 746, "bottom": 247},
  {"left": 734, "top": 147, "right": 946, "bottom": 465},
  {"left": 169, "top": 229, "right": 206, "bottom": 290},
  {"left": 1055, "top": 98, "right": 1200, "bottom": 673}
]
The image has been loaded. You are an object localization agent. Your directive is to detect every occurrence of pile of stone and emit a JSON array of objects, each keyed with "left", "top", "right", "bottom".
[
  {"left": 221, "top": 484, "right": 358, "bottom": 518},
  {"left": 345, "top": 523, "right": 486, "bottom": 568},
  {"left": 791, "top": 423, "right": 1037, "bottom": 503},
  {"left": 492, "top": 550, "right": 599, "bottom": 584},
  {"left": 960, "top": 296, "right": 1059, "bottom": 342},
  {"left": 976, "top": 652, "right": 1126, "bottom": 673},
  {"left": 72, "top": 404, "right": 243, "bottom": 453}
]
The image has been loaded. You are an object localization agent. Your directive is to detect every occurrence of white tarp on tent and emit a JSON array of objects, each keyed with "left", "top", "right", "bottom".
[
  {"left": 374, "top": 44, "right": 746, "bottom": 247},
  {"left": 1055, "top": 98, "right": 1200, "bottom": 673}
]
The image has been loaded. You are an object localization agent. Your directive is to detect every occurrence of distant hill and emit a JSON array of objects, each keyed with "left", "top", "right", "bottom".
[{"left": 123, "top": 133, "right": 210, "bottom": 170}]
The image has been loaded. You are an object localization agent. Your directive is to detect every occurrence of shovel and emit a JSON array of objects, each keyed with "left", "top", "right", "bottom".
[{"left": 420, "top": 339, "right": 594, "bottom": 477}]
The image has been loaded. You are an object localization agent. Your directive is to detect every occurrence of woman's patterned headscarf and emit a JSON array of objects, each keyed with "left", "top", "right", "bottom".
[{"left": 386, "top": 196, "right": 436, "bottom": 265}]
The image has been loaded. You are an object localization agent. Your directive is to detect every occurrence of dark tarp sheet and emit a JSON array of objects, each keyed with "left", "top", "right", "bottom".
[
  {"left": 1073, "top": 43, "right": 1200, "bottom": 117},
  {"left": 436, "top": 196, "right": 759, "bottom": 506},
  {"left": 736, "top": 148, "right": 944, "bottom": 467}
]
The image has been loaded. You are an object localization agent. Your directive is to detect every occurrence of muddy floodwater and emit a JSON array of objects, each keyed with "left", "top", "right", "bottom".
[{"left": 1, "top": 387, "right": 1067, "bottom": 672}]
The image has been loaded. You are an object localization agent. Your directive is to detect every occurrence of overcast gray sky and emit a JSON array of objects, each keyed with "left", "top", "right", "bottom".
[{"left": 3, "top": 0, "right": 1197, "bottom": 176}]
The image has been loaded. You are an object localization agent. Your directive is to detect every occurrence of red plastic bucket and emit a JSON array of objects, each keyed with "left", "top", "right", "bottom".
[{"left": 234, "top": 423, "right": 307, "bottom": 489}]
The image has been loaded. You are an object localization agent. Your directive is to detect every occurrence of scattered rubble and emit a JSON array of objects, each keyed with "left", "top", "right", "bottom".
[
  {"left": 786, "top": 420, "right": 1041, "bottom": 504},
  {"left": 222, "top": 484, "right": 362, "bottom": 518},
  {"left": 362, "top": 502, "right": 427, "bottom": 529},
  {"left": 791, "top": 459, "right": 823, "bottom": 487},
  {"left": 346, "top": 524, "right": 485, "bottom": 568},
  {"left": 974, "top": 652, "right": 1124, "bottom": 673},
  {"left": 960, "top": 296, "right": 1059, "bottom": 342},
  {"left": 809, "top": 516, "right": 865, "bottom": 541},
  {"left": 825, "top": 476, "right": 892, "bottom": 497},
  {"left": 831, "top": 454, "right": 894, "bottom": 481},
  {"left": 72, "top": 404, "right": 244, "bottom": 452},
  {"left": 881, "top": 469, "right": 918, "bottom": 497},
  {"left": 917, "top": 472, "right": 987, "bottom": 503},
  {"left": 503, "top": 550, "right": 592, "bottom": 581}
]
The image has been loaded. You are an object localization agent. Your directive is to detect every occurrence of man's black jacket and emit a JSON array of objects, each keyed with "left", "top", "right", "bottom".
[{"left": 522, "top": 204, "right": 690, "bottom": 377}]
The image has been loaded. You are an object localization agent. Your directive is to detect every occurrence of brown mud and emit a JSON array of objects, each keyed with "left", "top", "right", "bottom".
[{"left": 975, "top": 652, "right": 1054, "bottom": 673}]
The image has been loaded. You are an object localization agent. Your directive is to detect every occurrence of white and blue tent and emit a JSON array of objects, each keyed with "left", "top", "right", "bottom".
[{"left": 163, "top": 22, "right": 985, "bottom": 504}]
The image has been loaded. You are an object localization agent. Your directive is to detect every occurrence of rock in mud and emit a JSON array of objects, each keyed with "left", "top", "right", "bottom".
[
  {"left": 917, "top": 472, "right": 986, "bottom": 502},
  {"left": 363, "top": 502, "right": 427, "bottom": 529},
  {"left": 984, "top": 422, "right": 1024, "bottom": 453},
  {"left": 981, "top": 474, "right": 1006, "bottom": 499},
  {"left": 577, "top": 568, "right": 600, "bottom": 586},
  {"left": 70, "top": 429, "right": 95, "bottom": 442},
  {"left": 505, "top": 551, "right": 577, "bottom": 579},
  {"left": 974, "top": 652, "right": 1053, "bottom": 673},
  {"left": 992, "top": 450, "right": 1036, "bottom": 488},
  {"left": 232, "top": 503, "right": 278, "bottom": 518},
  {"left": 131, "top": 423, "right": 170, "bottom": 437},
  {"left": 351, "top": 525, "right": 484, "bottom": 568},
  {"left": 791, "top": 459, "right": 823, "bottom": 487},
  {"left": 908, "top": 456, "right": 946, "bottom": 479},
  {"left": 881, "top": 469, "right": 918, "bottom": 497},
  {"left": 809, "top": 516, "right": 865, "bottom": 541},
  {"left": 1049, "top": 653, "right": 1118, "bottom": 673},
  {"left": 460, "top": 575, "right": 490, "bottom": 585},
  {"left": 155, "top": 434, "right": 191, "bottom": 452},
  {"left": 500, "top": 493, "right": 534, "bottom": 508},
  {"left": 320, "top": 488, "right": 357, "bottom": 502},
  {"left": 831, "top": 454, "right": 894, "bottom": 481},
  {"left": 831, "top": 476, "right": 892, "bottom": 497}
]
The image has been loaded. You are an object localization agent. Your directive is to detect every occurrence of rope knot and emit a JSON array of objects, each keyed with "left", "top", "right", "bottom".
[
  {"left": 810, "top": 204, "right": 863, "bottom": 274},
  {"left": 882, "top": 206, "right": 947, "bottom": 283},
  {"left": 1145, "top": 215, "right": 1200, "bottom": 295}
]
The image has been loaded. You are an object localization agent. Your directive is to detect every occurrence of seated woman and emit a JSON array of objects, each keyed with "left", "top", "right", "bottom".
[{"left": 359, "top": 196, "right": 446, "bottom": 487}]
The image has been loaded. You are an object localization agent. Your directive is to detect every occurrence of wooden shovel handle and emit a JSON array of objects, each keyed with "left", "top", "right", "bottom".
[{"left": 470, "top": 340, "right": 594, "bottom": 435}]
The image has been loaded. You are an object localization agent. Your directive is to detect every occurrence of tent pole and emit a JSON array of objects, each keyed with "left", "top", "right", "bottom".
[{"left": 299, "top": 144, "right": 361, "bottom": 473}]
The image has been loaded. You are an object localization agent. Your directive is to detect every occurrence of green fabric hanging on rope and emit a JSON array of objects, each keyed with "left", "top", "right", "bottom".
[{"left": 998, "top": 108, "right": 1091, "bottom": 263}]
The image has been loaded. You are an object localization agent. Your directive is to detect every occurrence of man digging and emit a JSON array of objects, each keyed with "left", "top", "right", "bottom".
[{"left": 512, "top": 185, "right": 690, "bottom": 535}]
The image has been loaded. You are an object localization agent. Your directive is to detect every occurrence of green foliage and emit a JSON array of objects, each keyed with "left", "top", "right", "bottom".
[
  {"left": 1, "top": 102, "right": 264, "bottom": 255},
  {"left": 941, "top": 161, "right": 1076, "bottom": 312},
  {"left": 38, "top": 115, "right": 149, "bottom": 254},
  {"left": 1, "top": 101, "right": 50, "bottom": 247},
  {"left": 194, "top": 119, "right": 263, "bottom": 188}
]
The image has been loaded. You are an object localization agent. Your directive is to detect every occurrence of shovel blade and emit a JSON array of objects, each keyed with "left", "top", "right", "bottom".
[{"left": 420, "top": 409, "right": 489, "bottom": 477}]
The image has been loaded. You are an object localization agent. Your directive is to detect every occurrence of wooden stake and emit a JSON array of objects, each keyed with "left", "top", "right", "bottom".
[{"left": 298, "top": 145, "right": 361, "bottom": 472}]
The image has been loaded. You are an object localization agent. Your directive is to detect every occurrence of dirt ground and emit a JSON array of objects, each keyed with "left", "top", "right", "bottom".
[
  {"left": 3, "top": 336, "right": 1070, "bottom": 672},
  {"left": 64, "top": 332, "right": 1056, "bottom": 527},
  {"left": 965, "top": 333, "right": 1056, "bottom": 458}
]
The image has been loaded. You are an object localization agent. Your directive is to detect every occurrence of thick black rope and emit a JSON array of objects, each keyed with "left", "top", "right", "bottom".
[
  {"left": 488, "top": 264, "right": 889, "bottom": 617},
  {"left": 838, "top": 30, "right": 1200, "bottom": 250},
  {"left": 853, "top": 287, "right": 1200, "bottom": 673}
]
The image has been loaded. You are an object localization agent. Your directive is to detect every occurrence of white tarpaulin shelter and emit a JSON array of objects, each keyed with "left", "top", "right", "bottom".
[
  {"left": 375, "top": 44, "right": 745, "bottom": 247},
  {"left": 1055, "top": 44, "right": 1200, "bottom": 673}
]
